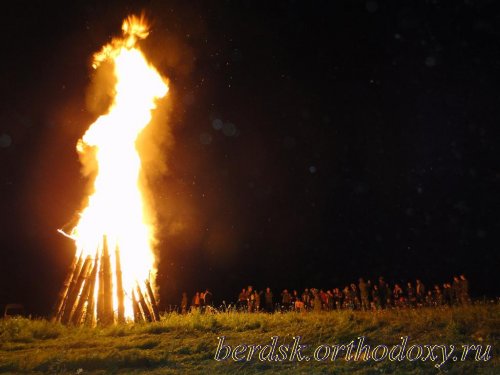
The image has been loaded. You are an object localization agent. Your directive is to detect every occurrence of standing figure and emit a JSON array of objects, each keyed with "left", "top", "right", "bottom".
[
  {"left": 416, "top": 279, "right": 426, "bottom": 306},
  {"left": 181, "top": 292, "right": 188, "bottom": 314},
  {"left": 333, "top": 288, "right": 342, "bottom": 310},
  {"left": 452, "top": 276, "right": 462, "bottom": 305},
  {"left": 204, "top": 289, "right": 213, "bottom": 307},
  {"left": 281, "top": 289, "right": 291, "bottom": 311},
  {"left": 393, "top": 284, "right": 404, "bottom": 307},
  {"left": 407, "top": 282, "right": 416, "bottom": 307},
  {"left": 264, "top": 287, "right": 274, "bottom": 312},
  {"left": 359, "top": 278, "right": 370, "bottom": 311},
  {"left": 433, "top": 285, "right": 443, "bottom": 306},
  {"left": 443, "top": 283, "right": 452, "bottom": 306},
  {"left": 247, "top": 285, "right": 255, "bottom": 312},
  {"left": 378, "top": 277, "right": 387, "bottom": 309},
  {"left": 371, "top": 285, "right": 380, "bottom": 310},
  {"left": 460, "top": 275, "right": 470, "bottom": 305},
  {"left": 191, "top": 292, "right": 200, "bottom": 311},
  {"left": 254, "top": 290, "right": 261, "bottom": 311},
  {"left": 238, "top": 288, "right": 248, "bottom": 310},
  {"left": 313, "top": 289, "right": 322, "bottom": 312},
  {"left": 326, "top": 290, "right": 334, "bottom": 311},
  {"left": 350, "top": 284, "right": 360, "bottom": 310}
]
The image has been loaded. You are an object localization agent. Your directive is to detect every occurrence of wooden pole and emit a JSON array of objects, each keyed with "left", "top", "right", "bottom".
[
  {"left": 115, "top": 245, "right": 125, "bottom": 323},
  {"left": 61, "top": 256, "right": 91, "bottom": 324},
  {"left": 132, "top": 290, "right": 142, "bottom": 322},
  {"left": 52, "top": 253, "right": 80, "bottom": 322},
  {"left": 136, "top": 284, "right": 152, "bottom": 322},
  {"left": 97, "top": 246, "right": 105, "bottom": 323},
  {"left": 84, "top": 251, "right": 99, "bottom": 326},
  {"left": 145, "top": 280, "right": 160, "bottom": 321},
  {"left": 71, "top": 255, "right": 98, "bottom": 325},
  {"left": 54, "top": 254, "right": 83, "bottom": 322},
  {"left": 101, "top": 235, "right": 114, "bottom": 325}
]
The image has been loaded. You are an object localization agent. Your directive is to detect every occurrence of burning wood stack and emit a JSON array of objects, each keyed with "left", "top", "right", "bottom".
[
  {"left": 52, "top": 15, "right": 168, "bottom": 326},
  {"left": 52, "top": 236, "right": 160, "bottom": 325}
]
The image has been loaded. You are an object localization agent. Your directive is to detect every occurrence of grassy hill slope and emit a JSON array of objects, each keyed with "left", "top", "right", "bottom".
[{"left": 0, "top": 305, "right": 498, "bottom": 374}]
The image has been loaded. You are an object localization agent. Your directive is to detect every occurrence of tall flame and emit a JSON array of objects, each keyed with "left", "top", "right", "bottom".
[{"left": 69, "top": 15, "right": 168, "bottom": 321}]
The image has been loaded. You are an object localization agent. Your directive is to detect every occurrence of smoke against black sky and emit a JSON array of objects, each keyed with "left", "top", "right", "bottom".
[{"left": 0, "top": 0, "right": 499, "bottom": 314}]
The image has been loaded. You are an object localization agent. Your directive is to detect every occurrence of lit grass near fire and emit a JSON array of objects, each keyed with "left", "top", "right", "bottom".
[{"left": 0, "top": 305, "right": 498, "bottom": 374}]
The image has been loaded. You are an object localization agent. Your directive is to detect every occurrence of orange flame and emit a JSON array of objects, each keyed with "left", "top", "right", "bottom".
[{"left": 71, "top": 15, "right": 168, "bottom": 321}]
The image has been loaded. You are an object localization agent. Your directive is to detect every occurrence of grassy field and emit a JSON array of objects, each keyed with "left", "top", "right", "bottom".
[{"left": 0, "top": 305, "right": 498, "bottom": 374}]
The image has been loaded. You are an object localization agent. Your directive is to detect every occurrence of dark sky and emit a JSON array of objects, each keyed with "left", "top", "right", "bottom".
[{"left": 1, "top": 0, "right": 499, "bottom": 315}]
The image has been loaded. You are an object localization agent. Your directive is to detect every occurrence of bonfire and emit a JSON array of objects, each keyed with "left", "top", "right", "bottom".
[{"left": 53, "top": 15, "right": 168, "bottom": 325}]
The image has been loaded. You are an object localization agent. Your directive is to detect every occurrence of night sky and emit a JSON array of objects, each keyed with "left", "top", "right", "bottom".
[{"left": 1, "top": 0, "right": 499, "bottom": 315}]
